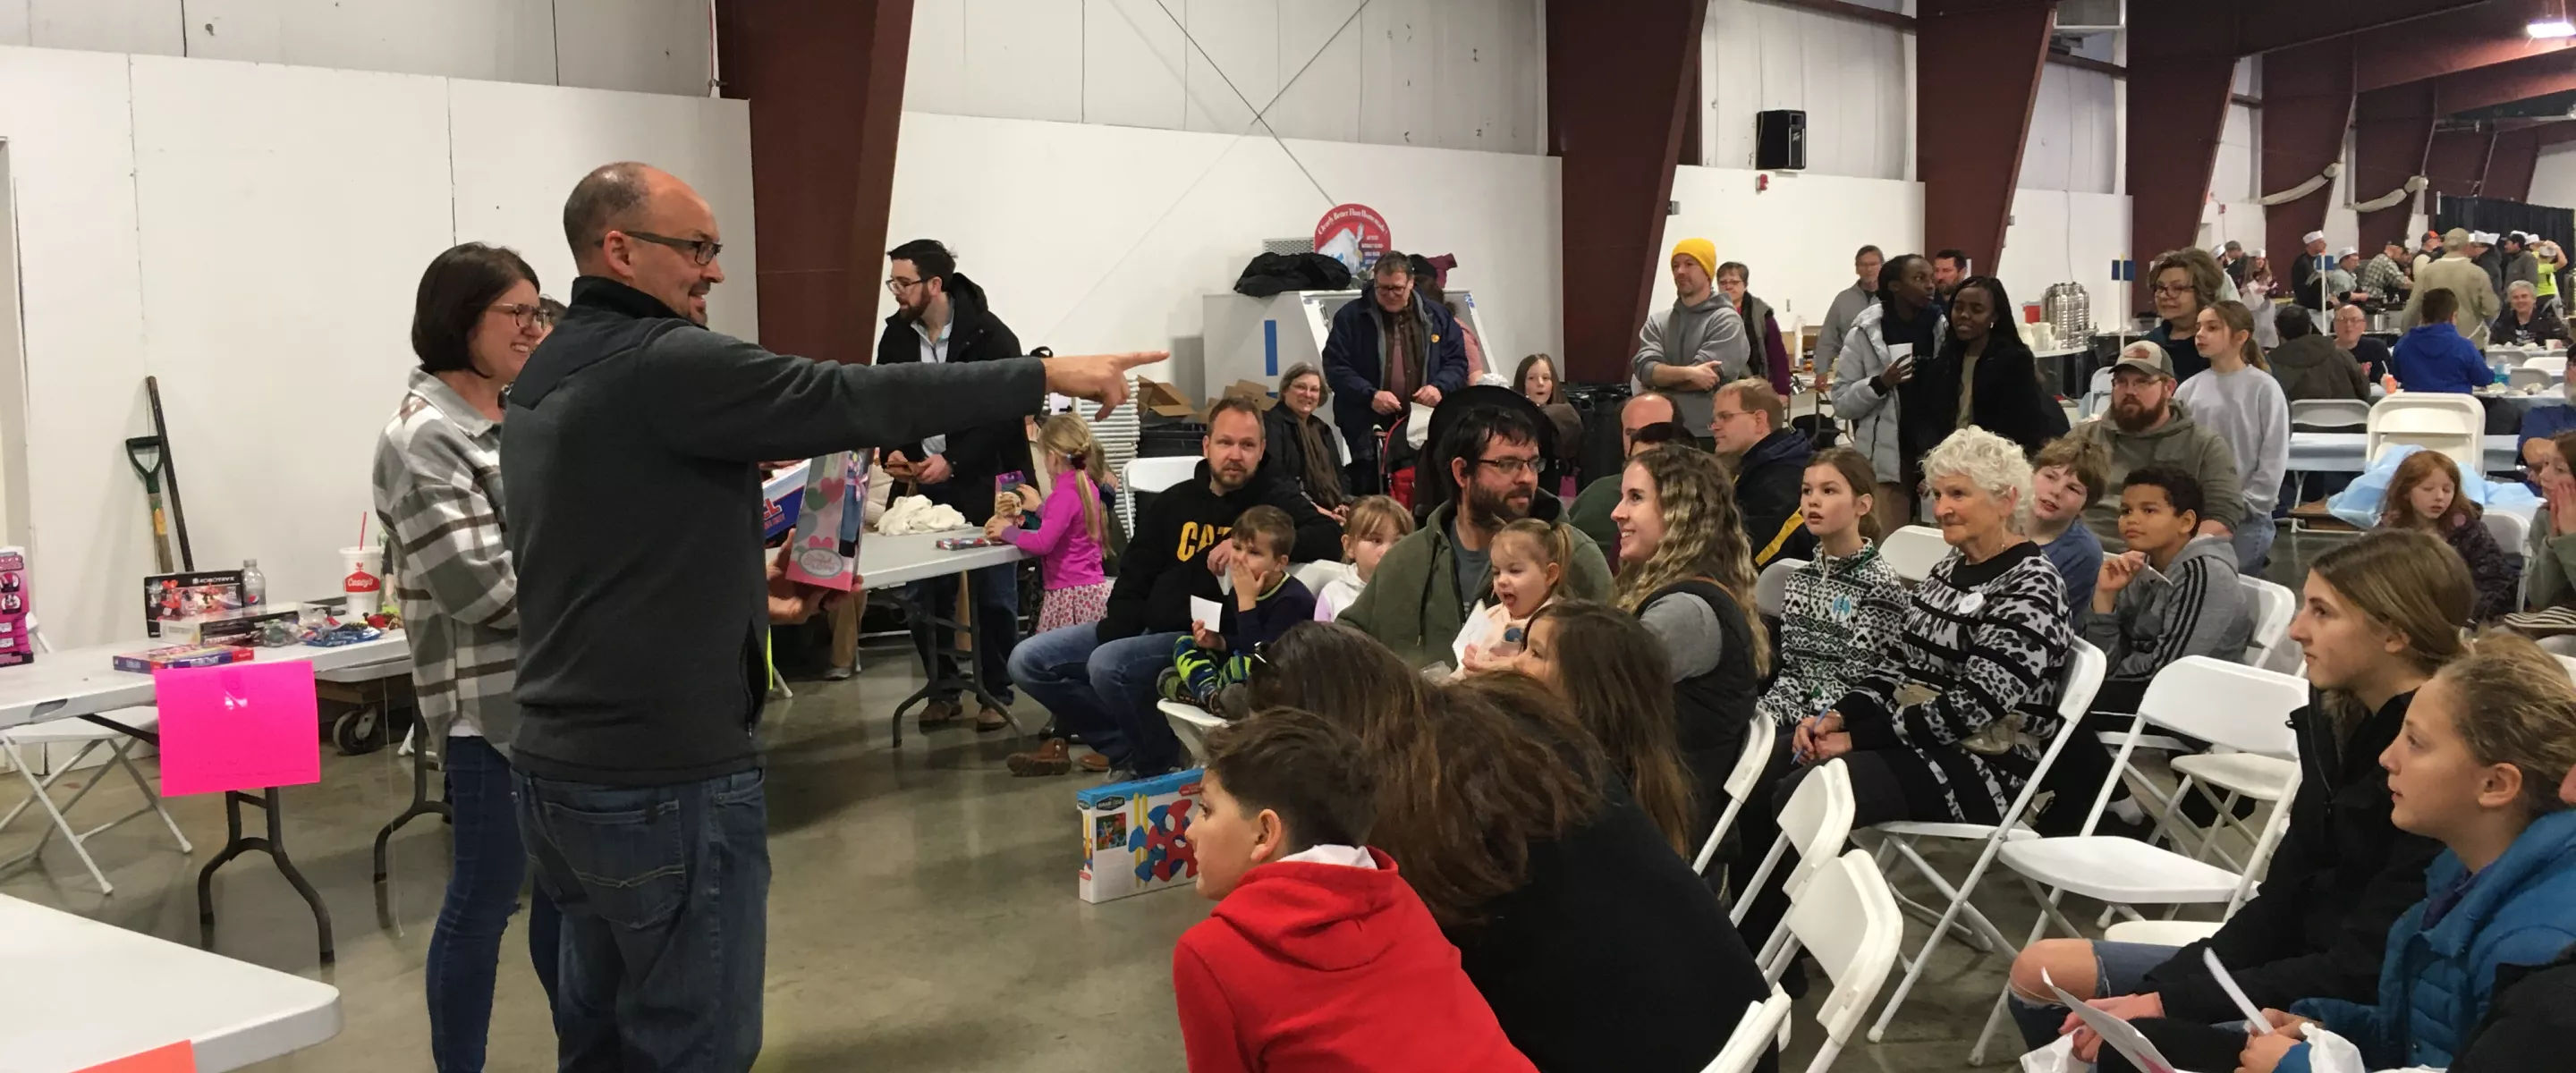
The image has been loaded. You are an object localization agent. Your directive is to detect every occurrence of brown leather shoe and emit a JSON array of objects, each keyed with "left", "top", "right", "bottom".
[
  {"left": 917, "top": 699, "right": 962, "bottom": 727},
  {"left": 973, "top": 706, "right": 1010, "bottom": 733},
  {"left": 1006, "top": 739, "right": 1073, "bottom": 777},
  {"left": 1077, "top": 751, "right": 1110, "bottom": 773}
]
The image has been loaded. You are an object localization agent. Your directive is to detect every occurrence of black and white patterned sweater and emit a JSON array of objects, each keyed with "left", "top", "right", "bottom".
[
  {"left": 1835, "top": 541, "right": 2073, "bottom": 824},
  {"left": 1756, "top": 544, "right": 1910, "bottom": 728}
]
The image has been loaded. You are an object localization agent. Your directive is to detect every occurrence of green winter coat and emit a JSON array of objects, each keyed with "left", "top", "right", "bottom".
[{"left": 1337, "top": 492, "right": 1614, "bottom": 668}]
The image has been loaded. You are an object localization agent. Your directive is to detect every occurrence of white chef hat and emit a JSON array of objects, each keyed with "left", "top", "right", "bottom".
[
  {"left": 2336, "top": 247, "right": 2358, "bottom": 258},
  {"left": 2478, "top": 231, "right": 2502, "bottom": 244}
]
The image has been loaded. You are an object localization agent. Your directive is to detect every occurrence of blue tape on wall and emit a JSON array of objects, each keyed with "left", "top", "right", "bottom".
[{"left": 1264, "top": 319, "right": 1278, "bottom": 376}]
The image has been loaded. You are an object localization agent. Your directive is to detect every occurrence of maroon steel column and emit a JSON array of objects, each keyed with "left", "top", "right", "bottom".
[
  {"left": 2353, "top": 84, "right": 2436, "bottom": 254},
  {"left": 1546, "top": 0, "right": 1703, "bottom": 384},
  {"left": 716, "top": 0, "right": 915, "bottom": 364},
  {"left": 2128, "top": 2, "right": 2238, "bottom": 310},
  {"left": 2260, "top": 40, "right": 2355, "bottom": 262},
  {"left": 2487, "top": 128, "right": 2544, "bottom": 203},
  {"left": 1917, "top": 0, "right": 2055, "bottom": 275}
]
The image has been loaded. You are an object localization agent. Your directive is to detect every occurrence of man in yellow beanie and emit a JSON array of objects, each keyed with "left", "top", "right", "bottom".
[{"left": 1631, "top": 237, "right": 1750, "bottom": 445}]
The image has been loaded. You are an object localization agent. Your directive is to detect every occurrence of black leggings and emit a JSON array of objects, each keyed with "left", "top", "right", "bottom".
[{"left": 1725, "top": 737, "right": 1946, "bottom": 945}]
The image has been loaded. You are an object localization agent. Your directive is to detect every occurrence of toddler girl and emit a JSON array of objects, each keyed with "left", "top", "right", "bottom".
[
  {"left": 2377, "top": 450, "right": 2517, "bottom": 621},
  {"left": 1313, "top": 495, "right": 1414, "bottom": 621},
  {"left": 1461, "top": 518, "right": 1572, "bottom": 669},
  {"left": 988, "top": 414, "right": 1113, "bottom": 631}
]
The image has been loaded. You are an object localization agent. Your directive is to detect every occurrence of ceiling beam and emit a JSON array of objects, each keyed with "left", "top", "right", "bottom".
[
  {"left": 2235, "top": 0, "right": 2492, "bottom": 56},
  {"left": 2432, "top": 49, "right": 2576, "bottom": 114},
  {"left": 2354, "top": 0, "right": 2573, "bottom": 91}
]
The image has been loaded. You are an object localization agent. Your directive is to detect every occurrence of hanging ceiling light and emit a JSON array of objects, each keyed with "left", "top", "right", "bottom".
[{"left": 2537, "top": 1, "right": 2576, "bottom": 37}]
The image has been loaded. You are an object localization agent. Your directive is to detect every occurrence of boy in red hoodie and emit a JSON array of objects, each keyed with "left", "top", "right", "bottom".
[{"left": 1174, "top": 708, "right": 1536, "bottom": 1073}]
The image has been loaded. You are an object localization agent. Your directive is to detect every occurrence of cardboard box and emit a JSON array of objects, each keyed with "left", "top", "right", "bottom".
[
  {"left": 0, "top": 547, "right": 31, "bottom": 667},
  {"left": 114, "top": 645, "right": 254, "bottom": 673},
  {"left": 1138, "top": 378, "right": 1199, "bottom": 421},
  {"left": 159, "top": 604, "right": 311, "bottom": 647},
  {"left": 1218, "top": 380, "right": 1277, "bottom": 410},
  {"left": 144, "top": 570, "right": 245, "bottom": 638},
  {"left": 1074, "top": 767, "right": 1205, "bottom": 903}
]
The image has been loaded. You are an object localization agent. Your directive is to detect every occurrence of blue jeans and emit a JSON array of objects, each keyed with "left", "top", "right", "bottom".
[
  {"left": 428, "top": 735, "right": 562, "bottom": 1073},
  {"left": 1007, "top": 624, "right": 1188, "bottom": 772},
  {"left": 2008, "top": 940, "right": 2182, "bottom": 1051},
  {"left": 2233, "top": 516, "right": 2275, "bottom": 576},
  {"left": 515, "top": 768, "right": 770, "bottom": 1073},
  {"left": 907, "top": 563, "right": 1019, "bottom": 705}
]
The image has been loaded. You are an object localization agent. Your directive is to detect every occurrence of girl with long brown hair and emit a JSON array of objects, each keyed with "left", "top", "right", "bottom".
[
  {"left": 2010, "top": 528, "right": 2474, "bottom": 1066},
  {"left": 2178, "top": 299, "right": 2290, "bottom": 571},
  {"left": 1608, "top": 444, "right": 1769, "bottom": 850},
  {"left": 1247, "top": 621, "right": 1774, "bottom": 1073},
  {"left": 1515, "top": 600, "right": 1698, "bottom": 855},
  {"left": 2375, "top": 449, "right": 2515, "bottom": 620},
  {"left": 1754, "top": 448, "right": 1908, "bottom": 729}
]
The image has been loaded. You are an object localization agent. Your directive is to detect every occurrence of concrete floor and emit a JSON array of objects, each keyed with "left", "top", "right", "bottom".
[{"left": 0, "top": 624, "right": 2263, "bottom": 1073}]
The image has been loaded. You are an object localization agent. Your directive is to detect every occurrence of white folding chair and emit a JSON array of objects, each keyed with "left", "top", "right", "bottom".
[
  {"left": 2510, "top": 366, "right": 2553, "bottom": 392},
  {"left": 1699, "top": 988, "right": 1794, "bottom": 1073},
  {"left": 1730, "top": 758, "right": 1854, "bottom": 934},
  {"left": 2367, "top": 394, "right": 2485, "bottom": 473},
  {"left": 2526, "top": 351, "right": 2569, "bottom": 377},
  {"left": 0, "top": 624, "right": 191, "bottom": 894},
  {"left": 2558, "top": 654, "right": 2576, "bottom": 683},
  {"left": 1693, "top": 715, "right": 1778, "bottom": 874},
  {"left": 2286, "top": 398, "right": 2370, "bottom": 432},
  {"left": 1755, "top": 559, "right": 1804, "bottom": 619},
  {"left": 1767, "top": 850, "right": 1905, "bottom": 1072},
  {"left": 1966, "top": 656, "right": 2307, "bottom": 1062},
  {"left": 1877, "top": 526, "right": 1952, "bottom": 585},
  {"left": 2486, "top": 510, "right": 2529, "bottom": 567},
  {"left": 1156, "top": 700, "right": 1226, "bottom": 766},
  {"left": 2080, "top": 368, "right": 2114, "bottom": 419},
  {"left": 2238, "top": 575, "right": 2300, "bottom": 674},
  {"left": 1120, "top": 455, "right": 1201, "bottom": 536},
  {"left": 1862, "top": 639, "right": 2106, "bottom": 1042}
]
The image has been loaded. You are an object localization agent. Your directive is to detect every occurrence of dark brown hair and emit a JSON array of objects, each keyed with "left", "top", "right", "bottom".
[
  {"left": 1525, "top": 601, "right": 1694, "bottom": 854},
  {"left": 1807, "top": 446, "right": 1884, "bottom": 543},
  {"left": 411, "top": 242, "right": 539, "bottom": 375},
  {"left": 1248, "top": 623, "right": 1604, "bottom": 927},
  {"left": 2421, "top": 286, "right": 2461, "bottom": 325},
  {"left": 1232, "top": 504, "right": 1297, "bottom": 559},
  {"left": 1202, "top": 707, "right": 1379, "bottom": 849},
  {"left": 1514, "top": 353, "right": 1563, "bottom": 404},
  {"left": 1205, "top": 393, "right": 1267, "bottom": 439}
]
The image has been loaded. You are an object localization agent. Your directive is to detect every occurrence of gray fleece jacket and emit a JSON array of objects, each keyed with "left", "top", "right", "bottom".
[
  {"left": 1632, "top": 292, "right": 1750, "bottom": 431},
  {"left": 2080, "top": 534, "right": 2253, "bottom": 686},
  {"left": 2072, "top": 404, "right": 2245, "bottom": 553}
]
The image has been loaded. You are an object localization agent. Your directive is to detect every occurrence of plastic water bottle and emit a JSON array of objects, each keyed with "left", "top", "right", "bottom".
[{"left": 241, "top": 558, "right": 266, "bottom": 606}]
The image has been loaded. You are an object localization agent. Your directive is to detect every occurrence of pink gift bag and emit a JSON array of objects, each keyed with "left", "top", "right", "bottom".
[
  {"left": 784, "top": 452, "right": 865, "bottom": 591},
  {"left": 154, "top": 660, "right": 320, "bottom": 796}
]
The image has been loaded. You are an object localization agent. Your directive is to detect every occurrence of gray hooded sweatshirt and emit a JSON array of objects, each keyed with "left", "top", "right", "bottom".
[
  {"left": 2080, "top": 534, "right": 2253, "bottom": 685},
  {"left": 1632, "top": 292, "right": 1750, "bottom": 430}
]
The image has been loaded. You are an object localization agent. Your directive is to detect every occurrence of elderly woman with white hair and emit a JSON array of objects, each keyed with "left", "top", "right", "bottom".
[
  {"left": 1728, "top": 427, "right": 2078, "bottom": 948},
  {"left": 2491, "top": 278, "right": 2572, "bottom": 348}
]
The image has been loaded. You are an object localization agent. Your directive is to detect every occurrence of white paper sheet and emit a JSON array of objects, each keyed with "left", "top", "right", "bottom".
[
  {"left": 1189, "top": 596, "right": 1224, "bottom": 629},
  {"left": 2042, "top": 970, "right": 2183, "bottom": 1073},
  {"left": 1452, "top": 601, "right": 1499, "bottom": 667},
  {"left": 2202, "top": 949, "right": 2272, "bottom": 1035}
]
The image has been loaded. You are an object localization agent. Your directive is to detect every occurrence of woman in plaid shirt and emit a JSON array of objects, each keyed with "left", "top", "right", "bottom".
[{"left": 372, "top": 243, "right": 561, "bottom": 1070}]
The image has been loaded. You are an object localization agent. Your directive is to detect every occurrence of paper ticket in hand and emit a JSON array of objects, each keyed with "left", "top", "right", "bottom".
[
  {"left": 1189, "top": 596, "right": 1224, "bottom": 629},
  {"left": 2041, "top": 969, "right": 2182, "bottom": 1073},
  {"left": 2202, "top": 948, "right": 2272, "bottom": 1034},
  {"left": 1452, "top": 600, "right": 1500, "bottom": 667}
]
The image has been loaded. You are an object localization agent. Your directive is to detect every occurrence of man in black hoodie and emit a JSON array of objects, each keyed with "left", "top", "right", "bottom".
[
  {"left": 877, "top": 239, "right": 1026, "bottom": 730},
  {"left": 503, "top": 162, "right": 1153, "bottom": 1069},
  {"left": 1707, "top": 378, "right": 1815, "bottom": 568},
  {"left": 1005, "top": 395, "right": 1338, "bottom": 779}
]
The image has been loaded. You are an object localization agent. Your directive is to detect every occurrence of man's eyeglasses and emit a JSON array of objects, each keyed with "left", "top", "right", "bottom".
[
  {"left": 1709, "top": 409, "right": 1753, "bottom": 425},
  {"left": 490, "top": 301, "right": 556, "bottom": 330},
  {"left": 625, "top": 231, "right": 722, "bottom": 266},
  {"left": 1373, "top": 283, "right": 1409, "bottom": 295},
  {"left": 886, "top": 276, "right": 928, "bottom": 296},
  {"left": 1474, "top": 457, "right": 1540, "bottom": 477}
]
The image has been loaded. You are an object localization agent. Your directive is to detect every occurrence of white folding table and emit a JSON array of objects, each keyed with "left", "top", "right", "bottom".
[
  {"left": 0, "top": 892, "right": 340, "bottom": 1071},
  {"left": 0, "top": 634, "right": 408, "bottom": 965},
  {"left": 854, "top": 530, "right": 1030, "bottom": 746},
  {"left": 2284, "top": 432, "right": 2519, "bottom": 475}
]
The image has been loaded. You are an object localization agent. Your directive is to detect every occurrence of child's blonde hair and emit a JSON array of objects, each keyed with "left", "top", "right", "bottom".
[
  {"left": 1036, "top": 413, "right": 1111, "bottom": 547},
  {"left": 1492, "top": 518, "right": 1575, "bottom": 578},
  {"left": 1341, "top": 495, "right": 1415, "bottom": 557},
  {"left": 2433, "top": 630, "right": 2576, "bottom": 815}
]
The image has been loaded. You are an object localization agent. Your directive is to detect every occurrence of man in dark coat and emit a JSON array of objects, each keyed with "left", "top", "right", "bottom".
[
  {"left": 877, "top": 239, "right": 1030, "bottom": 731},
  {"left": 1320, "top": 251, "right": 1470, "bottom": 493},
  {"left": 1708, "top": 378, "right": 1816, "bottom": 569}
]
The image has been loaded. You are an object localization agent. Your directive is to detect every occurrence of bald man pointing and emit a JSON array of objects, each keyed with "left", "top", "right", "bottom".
[{"left": 501, "top": 162, "right": 1154, "bottom": 1069}]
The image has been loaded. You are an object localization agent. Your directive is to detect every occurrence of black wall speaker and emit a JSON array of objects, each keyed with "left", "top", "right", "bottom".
[{"left": 1756, "top": 109, "right": 1807, "bottom": 171}]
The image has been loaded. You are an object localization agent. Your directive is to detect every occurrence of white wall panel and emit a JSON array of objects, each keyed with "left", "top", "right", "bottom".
[
  {"left": 180, "top": 0, "right": 555, "bottom": 84},
  {"left": 2213, "top": 103, "right": 2259, "bottom": 204},
  {"left": 0, "top": 48, "right": 155, "bottom": 641},
  {"left": 2001, "top": 187, "right": 2131, "bottom": 319},
  {"left": 0, "top": 0, "right": 705, "bottom": 95},
  {"left": 1703, "top": 0, "right": 1908, "bottom": 180},
  {"left": 446, "top": 80, "right": 758, "bottom": 339},
  {"left": 903, "top": 0, "right": 970, "bottom": 114},
  {"left": 884, "top": 110, "right": 1561, "bottom": 390},
  {"left": 1182, "top": 0, "right": 1279, "bottom": 134},
  {"left": 1658, "top": 166, "right": 1924, "bottom": 334},
  {"left": 1085, "top": 0, "right": 1190, "bottom": 129},
  {"left": 1264, "top": 0, "right": 1364, "bottom": 143},
  {"left": 2024, "top": 63, "right": 2116, "bottom": 195},
  {"left": 2533, "top": 144, "right": 2576, "bottom": 211}
]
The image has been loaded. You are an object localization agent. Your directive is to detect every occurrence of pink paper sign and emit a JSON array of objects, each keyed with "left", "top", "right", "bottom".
[
  {"left": 154, "top": 661, "right": 320, "bottom": 796},
  {"left": 79, "top": 1041, "right": 196, "bottom": 1072}
]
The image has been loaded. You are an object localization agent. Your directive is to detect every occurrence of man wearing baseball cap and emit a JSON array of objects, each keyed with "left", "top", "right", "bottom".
[
  {"left": 2470, "top": 231, "right": 2505, "bottom": 298},
  {"left": 2416, "top": 230, "right": 2444, "bottom": 282},
  {"left": 2406, "top": 227, "right": 2502, "bottom": 344},
  {"left": 2069, "top": 342, "right": 2244, "bottom": 553},
  {"left": 2506, "top": 231, "right": 2542, "bottom": 294},
  {"left": 2361, "top": 238, "right": 2411, "bottom": 304}
]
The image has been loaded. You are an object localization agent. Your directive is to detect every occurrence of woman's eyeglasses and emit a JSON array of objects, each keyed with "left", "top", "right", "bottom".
[{"left": 491, "top": 301, "right": 557, "bottom": 330}]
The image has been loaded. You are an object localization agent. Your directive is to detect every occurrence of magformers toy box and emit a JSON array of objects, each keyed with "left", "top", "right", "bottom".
[{"left": 1075, "top": 767, "right": 1204, "bottom": 903}]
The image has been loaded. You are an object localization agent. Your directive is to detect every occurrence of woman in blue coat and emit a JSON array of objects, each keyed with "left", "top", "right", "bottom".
[{"left": 2226, "top": 632, "right": 2576, "bottom": 1073}]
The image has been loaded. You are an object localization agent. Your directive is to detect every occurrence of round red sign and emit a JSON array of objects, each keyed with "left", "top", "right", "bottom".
[{"left": 1313, "top": 204, "right": 1393, "bottom": 276}]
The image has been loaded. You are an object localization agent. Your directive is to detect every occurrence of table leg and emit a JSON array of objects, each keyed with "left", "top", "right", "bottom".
[
  {"left": 198, "top": 787, "right": 335, "bottom": 966},
  {"left": 886, "top": 584, "right": 1029, "bottom": 748},
  {"left": 372, "top": 732, "right": 452, "bottom": 885}
]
